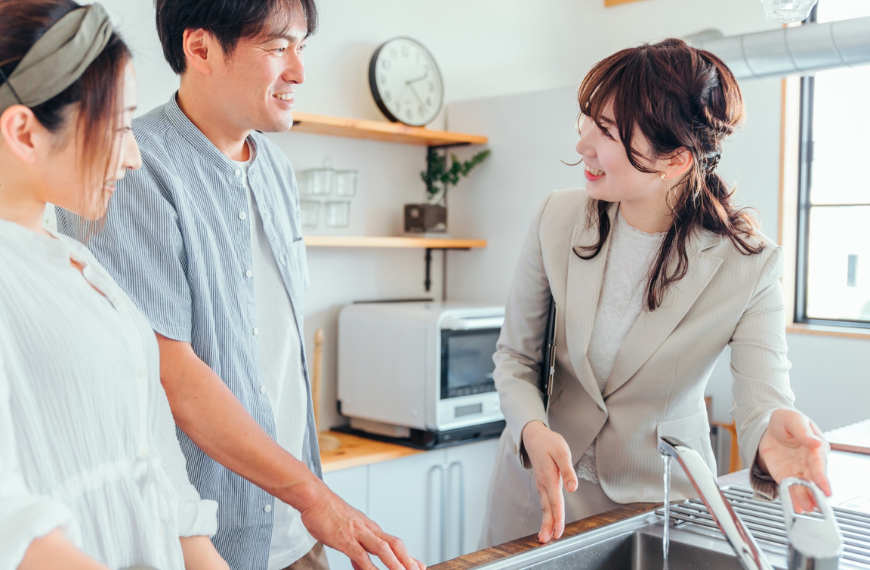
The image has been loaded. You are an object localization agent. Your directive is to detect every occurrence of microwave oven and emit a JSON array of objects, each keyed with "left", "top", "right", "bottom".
[{"left": 337, "top": 302, "right": 505, "bottom": 442}]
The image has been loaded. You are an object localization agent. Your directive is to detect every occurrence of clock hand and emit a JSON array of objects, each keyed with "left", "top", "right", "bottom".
[
  {"left": 408, "top": 83, "right": 426, "bottom": 108},
  {"left": 405, "top": 70, "right": 430, "bottom": 85}
]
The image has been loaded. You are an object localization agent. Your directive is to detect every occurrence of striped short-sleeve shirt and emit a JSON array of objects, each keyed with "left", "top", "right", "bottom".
[{"left": 57, "top": 93, "right": 322, "bottom": 570}]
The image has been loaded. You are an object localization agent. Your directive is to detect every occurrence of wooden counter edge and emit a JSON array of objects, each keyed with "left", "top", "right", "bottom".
[
  {"left": 430, "top": 502, "right": 659, "bottom": 570},
  {"left": 320, "top": 431, "right": 425, "bottom": 473}
]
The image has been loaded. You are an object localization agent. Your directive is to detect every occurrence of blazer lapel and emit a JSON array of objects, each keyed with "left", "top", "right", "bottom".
[
  {"left": 564, "top": 203, "right": 617, "bottom": 411},
  {"left": 602, "top": 231, "right": 725, "bottom": 399}
]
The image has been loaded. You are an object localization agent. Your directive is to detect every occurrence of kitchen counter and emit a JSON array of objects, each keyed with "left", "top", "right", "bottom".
[
  {"left": 430, "top": 450, "right": 870, "bottom": 570},
  {"left": 319, "top": 431, "right": 424, "bottom": 473}
]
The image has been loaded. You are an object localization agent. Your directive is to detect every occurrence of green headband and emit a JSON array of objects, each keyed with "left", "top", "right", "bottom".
[{"left": 0, "top": 3, "right": 114, "bottom": 116}]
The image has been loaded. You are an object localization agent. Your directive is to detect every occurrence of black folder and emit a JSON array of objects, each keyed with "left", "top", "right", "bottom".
[{"left": 538, "top": 296, "right": 557, "bottom": 411}]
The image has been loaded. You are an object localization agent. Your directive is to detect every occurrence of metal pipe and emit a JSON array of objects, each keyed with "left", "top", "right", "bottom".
[{"left": 689, "top": 16, "right": 870, "bottom": 80}]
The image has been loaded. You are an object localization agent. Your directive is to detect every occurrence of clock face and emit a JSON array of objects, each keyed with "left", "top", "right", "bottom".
[{"left": 369, "top": 37, "right": 444, "bottom": 127}]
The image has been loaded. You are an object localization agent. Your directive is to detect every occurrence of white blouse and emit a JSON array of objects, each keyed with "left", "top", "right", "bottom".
[
  {"left": 576, "top": 211, "right": 664, "bottom": 484},
  {"left": 0, "top": 218, "right": 217, "bottom": 570}
]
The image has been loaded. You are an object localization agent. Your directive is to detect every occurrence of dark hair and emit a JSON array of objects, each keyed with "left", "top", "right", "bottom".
[
  {"left": 575, "top": 38, "right": 764, "bottom": 311},
  {"left": 0, "top": 0, "right": 130, "bottom": 195},
  {"left": 156, "top": 0, "right": 319, "bottom": 75}
]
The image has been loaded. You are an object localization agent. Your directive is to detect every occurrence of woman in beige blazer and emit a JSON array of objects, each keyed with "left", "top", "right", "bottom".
[{"left": 483, "top": 39, "right": 831, "bottom": 548}]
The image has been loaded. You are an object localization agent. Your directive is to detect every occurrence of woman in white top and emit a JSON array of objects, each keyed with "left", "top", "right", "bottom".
[
  {"left": 0, "top": 2, "right": 226, "bottom": 569},
  {"left": 483, "top": 39, "right": 832, "bottom": 547}
]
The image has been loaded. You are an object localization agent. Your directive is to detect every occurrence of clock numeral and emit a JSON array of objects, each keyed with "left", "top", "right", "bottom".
[
  {"left": 382, "top": 59, "right": 391, "bottom": 70},
  {"left": 379, "top": 74, "right": 387, "bottom": 85},
  {"left": 426, "top": 97, "right": 432, "bottom": 106},
  {"left": 428, "top": 82, "right": 435, "bottom": 92},
  {"left": 401, "top": 45, "right": 409, "bottom": 57},
  {"left": 418, "top": 106, "right": 425, "bottom": 116},
  {"left": 406, "top": 109, "right": 413, "bottom": 120},
  {"left": 384, "top": 91, "right": 392, "bottom": 102}
]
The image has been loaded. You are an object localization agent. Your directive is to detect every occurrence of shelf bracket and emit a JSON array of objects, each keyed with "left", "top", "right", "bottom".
[
  {"left": 424, "top": 247, "right": 470, "bottom": 300},
  {"left": 425, "top": 248, "right": 433, "bottom": 292}
]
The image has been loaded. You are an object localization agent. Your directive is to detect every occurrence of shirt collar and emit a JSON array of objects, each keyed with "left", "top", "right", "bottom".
[
  {"left": 164, "top": 91, "right": 259, "bottom": 176},
  {"left": 0, "top": 216, "right": 72, "bottom": 267}
]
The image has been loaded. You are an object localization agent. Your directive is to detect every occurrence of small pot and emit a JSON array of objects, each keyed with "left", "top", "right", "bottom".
[{"left": 404, "top": 203, "right": 447, "bottom": 234}]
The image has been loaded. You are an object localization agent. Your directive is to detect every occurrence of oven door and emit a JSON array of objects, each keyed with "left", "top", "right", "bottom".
[{"left": 439, "top": 316, "right": 502, "bottom": 402}]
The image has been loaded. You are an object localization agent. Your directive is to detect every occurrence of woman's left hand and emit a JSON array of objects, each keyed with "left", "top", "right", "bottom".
[
  {"left": 179, "top": 536, "right": 230, "bottom": 570},
  {"left": 757, "top": 408, "right": 831, "bottom": 513}
]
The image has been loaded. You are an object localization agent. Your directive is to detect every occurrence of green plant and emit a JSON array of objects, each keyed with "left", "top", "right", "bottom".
[{"left": 421, "top": 148, "right": 491, "bottom": 203}]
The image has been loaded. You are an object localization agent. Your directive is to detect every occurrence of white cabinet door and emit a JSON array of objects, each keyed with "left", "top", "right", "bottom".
[
  {"left": 445, "top": 438, "right": 500, "bottom": 558},
  {"left": 367, "top": 450, "right": 448, "bottom": 567},
  {"left": 323, "top": 466, "right": 369, "bottom": 570}
]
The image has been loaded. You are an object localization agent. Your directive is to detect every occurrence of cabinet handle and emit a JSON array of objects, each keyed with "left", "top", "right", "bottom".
[
  {"left": 430, "top": 464, "right": 448, "bottom": 563},
  {"left": 449, "top": 460, "right": 466, "bottom": 556}
]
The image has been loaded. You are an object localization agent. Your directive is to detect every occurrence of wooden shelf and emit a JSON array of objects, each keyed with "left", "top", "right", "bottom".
[
  {"left": 304, "top": 236, "right": 486, "bottom": 249},
  {"left": 292, "top": 112, "right": 487, "bottom": 147}
]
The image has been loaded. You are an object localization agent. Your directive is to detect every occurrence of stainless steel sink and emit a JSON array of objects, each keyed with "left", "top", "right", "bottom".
[
  {"left": 468, "top": 486, "right": 870, "bottom": 570},
  {"left": 471, "top": 511, "right": 785, "bottom": 570}
]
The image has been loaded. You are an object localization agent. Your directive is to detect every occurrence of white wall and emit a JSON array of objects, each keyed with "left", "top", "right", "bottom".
[{"left": 96, "top": 0, "right": 867, "bottom": 432}]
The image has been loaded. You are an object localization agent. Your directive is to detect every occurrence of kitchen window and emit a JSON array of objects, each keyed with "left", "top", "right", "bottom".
[{"left": 793, "top": 0, "right": 870, "bottom": 328}]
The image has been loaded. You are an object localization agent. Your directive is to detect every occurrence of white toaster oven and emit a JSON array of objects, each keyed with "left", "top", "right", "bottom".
[{"left": 337, "top": 302, "right": 505, "bottom": 439}]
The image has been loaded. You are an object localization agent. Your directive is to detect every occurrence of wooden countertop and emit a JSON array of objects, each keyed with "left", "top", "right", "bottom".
[
  {"left": 319, "top": 431, "right": 424, "bottom": 473},
  {"left": 430, "top": 502, "right": 658, "bottom": 570}
]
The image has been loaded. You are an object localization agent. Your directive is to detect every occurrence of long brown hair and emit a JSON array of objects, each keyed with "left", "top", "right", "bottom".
[
  {"left": 0, "top": 0, "right": 130, "bottom": 204},
  {"left": 575, "top": 38, "right": 764, "bottom": 311}
]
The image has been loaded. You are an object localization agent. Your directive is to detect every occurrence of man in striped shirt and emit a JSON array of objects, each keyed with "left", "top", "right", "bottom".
[{"left": 58, "top": 1, "right": 422, "bottom": 570}]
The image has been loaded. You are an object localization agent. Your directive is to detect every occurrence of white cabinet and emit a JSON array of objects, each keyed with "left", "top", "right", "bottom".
[
  {"left": 323, "top": 465, "right": 369, "bottom": 570},
  {"left": 321, "top": 437, "right": 500, "bottom": 569},
  {"left": 444, "top": 439, "right": 500, "bottom": 557},
  {"left": 369, "top": 450, "right": 449, "bottom": 567}
]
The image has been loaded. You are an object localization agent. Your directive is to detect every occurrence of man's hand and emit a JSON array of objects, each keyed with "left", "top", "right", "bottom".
[
  {"left": 757, "top": 408, "right": 831, "bottom": 513},
  {"left": 521, "top": 420, "right": 578, "bottom": 544},
  {"left": 297, "top": 482, "right": 424, "bottom": 570}
]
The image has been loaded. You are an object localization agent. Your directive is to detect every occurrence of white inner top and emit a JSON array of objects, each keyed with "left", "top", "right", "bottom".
[
  {"left": 0, "top": 218, "right": 216, "bottom": 570},
  {"left": 234, "top": 153, "right": 316, "bottom": 568},
  {"left": 576, "top": 210, "right": 665, "bottom": 484}
]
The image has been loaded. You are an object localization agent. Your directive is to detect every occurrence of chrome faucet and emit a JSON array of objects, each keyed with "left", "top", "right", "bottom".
[
  {"left": 658, "top": 436, "right": 775, "bottom": 570},
  {"left": 658, "top": 436, "right": 844, "bottom": 570},
  {"left": 779, "top": 478, "right": 843, "bottom": 570}
]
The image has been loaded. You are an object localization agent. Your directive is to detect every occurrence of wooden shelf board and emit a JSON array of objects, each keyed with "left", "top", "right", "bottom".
[
  {"left": 292, "top": 112, "right": 487, "bottom": 147},
  {"left": 304, "top": 236, "right": 486, "bottom": 249},
  {"left": 320, "top": 432, "right": 423, "bottom": 473}
]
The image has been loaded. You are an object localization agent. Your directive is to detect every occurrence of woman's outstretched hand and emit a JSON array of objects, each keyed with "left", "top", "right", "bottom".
[
  {"left": 521, "top": 421, "right": 579, "bottom": 544},
  {"left": 757, "top": 408, "right": 831, "bottom": 513}
]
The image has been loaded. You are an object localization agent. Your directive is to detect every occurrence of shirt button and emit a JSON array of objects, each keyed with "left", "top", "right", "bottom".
[
  {"left": 259, "top": 385, "right": 267, "bottom": 394},
  {"left": 253, "top": 327, "right": 259, "bottom": 336},
  {"left": 239, "top": 212, "right": 247, "bottom": 220},
  {"left": 235, "top": 169, "right": 242, "bottom": 177},
  {"left": 264, "top": 504, "right": 272, "bottom": 513},
  {"left": 245, "top": 269, "right": 253, "bottom": 278}
]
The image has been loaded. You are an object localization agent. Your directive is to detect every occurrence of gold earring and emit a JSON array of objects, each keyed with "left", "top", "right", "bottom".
[{"left": 660, "top": 173, "right": 667, "bottom": 182}]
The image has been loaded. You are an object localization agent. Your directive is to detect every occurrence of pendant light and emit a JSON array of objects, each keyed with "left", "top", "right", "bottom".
[{"left": 761, "top": 0, "right": 818, "bottom": 23}]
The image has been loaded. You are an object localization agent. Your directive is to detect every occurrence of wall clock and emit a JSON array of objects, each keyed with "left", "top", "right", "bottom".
[{"left": 369, "top": 37, "right": 444, "bottom": 127}]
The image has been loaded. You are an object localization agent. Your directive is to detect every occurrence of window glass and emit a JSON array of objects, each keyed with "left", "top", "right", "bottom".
[
  {"left": 806, "top": 206, "right": 870, "bottom": 321},
  {"left": 798, "top": 0, "right": 870, "bottom": 325}
]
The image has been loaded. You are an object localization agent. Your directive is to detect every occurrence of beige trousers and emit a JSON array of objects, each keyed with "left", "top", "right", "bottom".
[
  {"left": 480, "top": 429, "right": 621, "bottom": 549},
  {"left": 281, "top": 542, "right": 330, "bottom": 570}
]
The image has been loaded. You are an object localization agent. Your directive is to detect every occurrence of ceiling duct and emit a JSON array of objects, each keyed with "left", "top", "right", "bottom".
[{"left": 687, "top": 16, "right": 870, "bottom": 80}]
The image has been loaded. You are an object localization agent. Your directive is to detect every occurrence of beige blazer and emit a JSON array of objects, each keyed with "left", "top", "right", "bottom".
[{"left": 493, "top": 189, "right": 794, "bottom": 504}]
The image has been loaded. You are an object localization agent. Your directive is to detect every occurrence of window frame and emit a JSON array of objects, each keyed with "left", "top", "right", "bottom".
[{"left": 791, "top": 5, "right": 870, "bottom": 330}]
